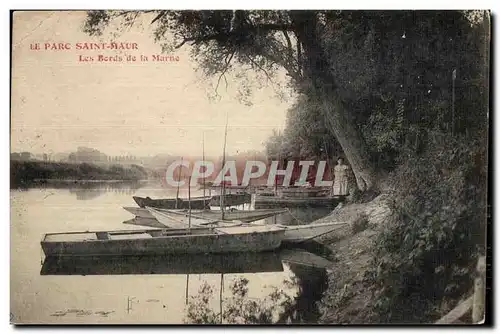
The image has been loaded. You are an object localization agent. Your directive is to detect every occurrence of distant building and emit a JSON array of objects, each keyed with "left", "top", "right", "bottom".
[
  {"left": 65, "top": 147, "right": 108, "bottom": 163},
  {"left": 19, "top": 152, "right": 33, "bottom": 161}
]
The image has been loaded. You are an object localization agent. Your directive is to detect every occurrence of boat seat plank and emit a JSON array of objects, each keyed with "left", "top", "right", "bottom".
[
  {"left": 44, "top": 233, "right": 97, "bottom": 242},
  {"left": 215, "top": 225, "right": 283, "bottom": 234}
]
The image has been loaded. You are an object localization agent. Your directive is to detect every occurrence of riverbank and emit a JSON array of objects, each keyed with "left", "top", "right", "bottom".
[
  {"left": 313, "top": 192, "right": 480, "bottom": 324},
  {"left": 10, "top": 160, "right": 149, "bottom": 188},
  {"left": 311, "top": 195, "right": 392, "bottom": 323}
]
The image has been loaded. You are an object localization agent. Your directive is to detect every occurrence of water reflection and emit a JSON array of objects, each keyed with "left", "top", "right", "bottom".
[
  {"left": 40, "top": 252, "right": 284, "bottom": 276},
  {"left": 12, "top": 184, "right": 336, "bottom": 324},
  {"left": 50, "top": 309, "right": 115, "bottom": 318},
  {"left": 283, "top": 263, "right": 328, "bottom": 323},
  {"left": 40, "top": 249, "right": 330, "bottom": 324},
  {"left": 184, "top": 262, "right": 328, "bottom": 324},
  {"left": 68, "top": 186, "right": 137, "bottom": 201},
  {"left": 15, "top": 180, "right": 147, "bottom": 200},
  {"left": 67, "top": 181, "right": 146, "bottom": 200}
]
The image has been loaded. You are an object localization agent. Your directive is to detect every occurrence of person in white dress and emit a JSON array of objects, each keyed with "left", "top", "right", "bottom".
[{"left": 333, "top": 157, "right": 350, "bottom": 196}]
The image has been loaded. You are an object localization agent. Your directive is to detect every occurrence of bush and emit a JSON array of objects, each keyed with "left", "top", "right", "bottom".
[{"left": 367, "top": 132, "right": 487, "bottom": 323}]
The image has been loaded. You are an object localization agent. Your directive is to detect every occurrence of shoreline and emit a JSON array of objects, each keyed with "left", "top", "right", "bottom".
[
  {"left": 10, "top": 160, "right": 150, "bottom": 188},
  {"left": 31, "top": 178, "right": 149, "bottom": 184}
]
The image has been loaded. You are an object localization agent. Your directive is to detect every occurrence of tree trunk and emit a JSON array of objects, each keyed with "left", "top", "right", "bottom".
[
  {"left": 290, "top": 11, "right": 377, "bottom": 191},
  {"left": 320, "top": 92, "right": 377, "bottom": 191}
]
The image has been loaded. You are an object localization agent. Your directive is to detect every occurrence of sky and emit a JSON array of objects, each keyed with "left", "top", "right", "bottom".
[{"left": 11, "top": 11, "right": 293, "bottom": 157}]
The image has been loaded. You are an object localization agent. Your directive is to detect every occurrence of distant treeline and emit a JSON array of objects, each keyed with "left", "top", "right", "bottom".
[{"left": 11, "top": 160, "right": 148, "bottom": 188}]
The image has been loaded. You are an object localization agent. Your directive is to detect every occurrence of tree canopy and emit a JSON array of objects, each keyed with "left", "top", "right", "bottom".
[
  {"left": 261, "top": 11, "right": 489, "bottom": 171},
  {"left": 84, "top": 10, "right": 488, "bottom": 191}
]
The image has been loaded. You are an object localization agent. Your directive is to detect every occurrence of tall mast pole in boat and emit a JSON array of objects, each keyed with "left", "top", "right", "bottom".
[
  {"left": 176, "top": 156, "right": 183, "bottom": 209},
  {"left": 185, "top": 274, "right": 189, "bottom": 305},
  {"left": 186, "top": 177, "right": 192, "bottom": 301},
  {"left": 185, "top": 191, "right": 190, "bottom": 306},
  {"left": 220, "top": 113, "right": 229, "bottom": 220},
  {"left": 220, "top": 273, "right": 224, "bottom": 324},
  {"left": 188, "top": 176, "right": 192, "bottom": 229},
  {"left": 202, "top": 132, "right": 206, "bottom": 209},
  {"left": 185, "top": 173, "right": 192, "bottom": 307}
]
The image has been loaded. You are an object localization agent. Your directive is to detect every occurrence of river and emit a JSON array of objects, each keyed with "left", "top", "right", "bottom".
[{"left": 10, "top": 181, "right": 333, "bottom": 324}]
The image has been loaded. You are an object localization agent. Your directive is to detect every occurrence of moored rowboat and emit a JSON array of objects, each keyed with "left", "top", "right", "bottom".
[
  {"left": 254, "top": 194, "right": 344, "bottom": 208},
  {"left": 210, "top": 193, "right": 251, "bottom": 207},
  {"left": 40, "top": 225, "right": 285, "bottom": 257},
  {"left": 147, "top": 207, "right": 347, "bottom": 243},
  {"left": 132, "top": 196, "right": 211, "bottom": 210},
  {"left": 123, "top": 217, "right": 169, "bottom": 229},
  {"left": 278, "top": 221, "right": 347, "bottom": 243},
  {"left": 123, "top": 206, "right": 287, "bottom": 223}
]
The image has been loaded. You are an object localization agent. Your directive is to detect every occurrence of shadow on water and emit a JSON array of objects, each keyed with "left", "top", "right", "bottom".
[
  {"left": 282, "top": 263, "right": 328, "bottom": 323},
  {"left": 40, "top": 249, "right": 330, "bottom": 324},
  {"left": 282, "top": 240, "right": 334, "bottom": 259},
  {"left": 40, "top": 252, "right": 284, "bottom": 276}
]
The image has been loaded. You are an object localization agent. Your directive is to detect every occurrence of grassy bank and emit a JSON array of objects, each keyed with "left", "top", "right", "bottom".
[{"left": 11, "top": 160, "right": 148, "bottom": 188}]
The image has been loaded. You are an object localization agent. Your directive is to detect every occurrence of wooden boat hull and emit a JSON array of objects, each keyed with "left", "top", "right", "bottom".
[
  {"left": 123, "top": 217, "right": 168, "bottom": 228},
  {"left": 147, "top": 207, "right": 234, "bottom": 228},
  {"left": 277, "top": 187, "right": 329, "bottom": 198},
  {"left": 132, "top": 196, "right": 211, "bottom": 210},
  {"left": 210, "top": 193, "right": 251, "bottom": 207},
  {"left": 207, "top": 184, "right": 249, "bottom": 191},
  {"left": 40, "top": 226, "right": 285, "bottom": 257},
  {"left": 148, "top": 207, "right": 346, "bottom": 243},
  {"left": 254, "top": 195, "right": 344, "bottom": 208},
  {"left": 278, "top": 222, "right": 346, "bottom": 243},
  {"left": 123, "top": 206, "right": 157, "bottom": 219},
  {"left": 123, "top": 206, "right": 287, "bottom": 223}
]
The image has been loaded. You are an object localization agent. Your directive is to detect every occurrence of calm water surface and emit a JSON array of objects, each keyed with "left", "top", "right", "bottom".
[{"left": 10, "top": 182, "right": 331, "bottom": 324}]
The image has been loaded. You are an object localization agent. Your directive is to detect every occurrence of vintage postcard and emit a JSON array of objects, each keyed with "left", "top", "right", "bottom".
[{"left": 10, "top": 10, "right": 489, "bottom": 325}]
